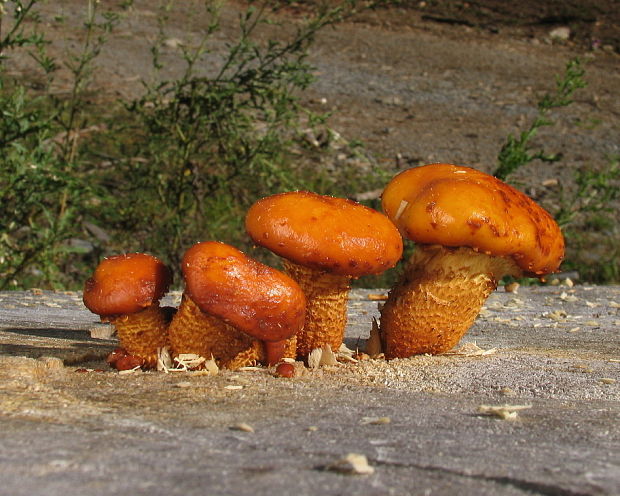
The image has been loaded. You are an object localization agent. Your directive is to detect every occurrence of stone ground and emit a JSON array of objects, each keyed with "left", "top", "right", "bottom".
[{"left": 0, "top": 284, "right": 618, "bottom": 495}]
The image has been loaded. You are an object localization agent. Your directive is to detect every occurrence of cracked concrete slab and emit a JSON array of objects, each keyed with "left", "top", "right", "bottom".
[{"left": 0, "top": 285, "right": 619, "bottom": 495}]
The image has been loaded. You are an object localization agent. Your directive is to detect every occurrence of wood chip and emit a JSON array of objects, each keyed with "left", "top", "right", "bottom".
[
  {"left": 546, "top": 310, "right": 568, "bottom": 321},
  {"left": 118, "top": 366, "right": 142, "bottom": 375},
  {"left": 89, "top": 325, "right": 115, "bottom": 339},
  {"left": 230, "top": 423, "right": 254, "bottom": 432},
  {"left": 308, "top": 345, "right": 339, "bottom": 369},
  {"left": 325, "top": 453, "right": 374, "bottom": 475},
  {"left": 365, "top": 318, "right": 383, "bottom": 358},
  {"left": 157, "top": 347, "right": 173, "bottom": 372},
  {"left": 360, "top": 416, "right": 391, "bottom": 425},
  {"left": 477, "top": 404, "right": 531, "bottom": 420},
  {"left": 175, "top": 353, "right": 206, "bottom": 370},
  {"left": 394, "top": 199, "right": 409, "bottom": 221},
  {"left": 307, "top": 348, "right": 322, "bottom": 369},
  {"left": 367, "top": 293, "right": 388, "bottom": 301},
  {"left": 600, "top": 378, "right": 616, "bottom": 385},
  {"left": 321, "top": 345, "right": 338, "bottom": 366},
  {"left": 560, "top": 292, "right": 578, "bottom": 302},
  {"left": 444, "top": 342, "right": 496, "bottom": 357},
  {"left": 499, "top": 387, "right": 516, "bottom": 397},
  {"left": 204, "top": 359, "right": 219, "bottom": 375}
]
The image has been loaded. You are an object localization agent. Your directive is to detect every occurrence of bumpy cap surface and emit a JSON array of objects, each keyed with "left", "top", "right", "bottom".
[
  {"left": 381, "top": 163, "right": 565, "bottom": 275},
  {"left": 245, "top": 191, "right": 403, "bottom": 277},
  {"left": 83, "top": 253, "right": 172, "bottom": 316},
  {"left": 182, "top": 241, "right": 306, "bottom": 342}
]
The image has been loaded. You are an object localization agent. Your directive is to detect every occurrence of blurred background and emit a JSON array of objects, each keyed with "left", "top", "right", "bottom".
[{"left": 1, "top": 0, "right": 618, "bottom": 289}]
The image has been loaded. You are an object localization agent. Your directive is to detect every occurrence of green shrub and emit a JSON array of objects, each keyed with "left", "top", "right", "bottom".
[
  {"left": 1, "top": 0, "right": 389, "bottom": 288},
  {"left": 493, "top": 58, "right": 587, "bottom": 182}
]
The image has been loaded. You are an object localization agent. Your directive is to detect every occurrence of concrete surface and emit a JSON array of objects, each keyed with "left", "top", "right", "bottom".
[{"left": 0, "top": 285, "right": 618, "bottom": 495}]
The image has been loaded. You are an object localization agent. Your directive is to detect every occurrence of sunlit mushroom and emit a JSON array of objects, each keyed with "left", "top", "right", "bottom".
[
  {"left": 245, "top": 191, "right": 403, "bottom": 358},
  {"left": 167, "top": 241, "right": 306, "bottom": 369},
  {"left": 82, "top": 253, "right": 173, "bottom": 369},
  {"left": 380, "top": 163, "right": 564, "bottom": 358}
]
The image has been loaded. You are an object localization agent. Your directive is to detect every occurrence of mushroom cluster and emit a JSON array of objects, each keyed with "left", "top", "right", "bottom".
[
  {"left": 83, "top": 243, "right": 306, "bottom": 371},
  {"left": 83, "top": 163, "right": 564, "bottom": 372}
]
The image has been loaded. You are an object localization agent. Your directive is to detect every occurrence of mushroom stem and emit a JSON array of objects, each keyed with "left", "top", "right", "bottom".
[
  {"left": 107, "top": 303, "right": 170, "bottom": 369},
  {"left": 282, "top": 259, "right": 351, "bottom": 357},
  {"left": 264, "top": 337, "right": 297, "bottom": 366},
  {"left": 168, "top": 294, "right": 255, "bottom": 367},
  {"left": 379, "top": 245, "right": 520, "bottom": 358}
]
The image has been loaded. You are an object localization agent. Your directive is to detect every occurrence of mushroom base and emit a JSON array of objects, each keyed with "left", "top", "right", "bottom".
[
  {"left": 282, "top": 260, "right": 350, "bottom": 358},
  {"left": 380, "top": 245, "right": 520, "bottom": 358},
  {"left": 167, "top": 295, "right": 296, "bottom": 369},
  {"left": 109, "top": 303, "right": 171, "bottom": 369}
]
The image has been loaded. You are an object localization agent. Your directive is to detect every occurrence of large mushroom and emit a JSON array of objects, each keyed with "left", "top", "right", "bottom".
[
  {"left": 245, "top": 191, "right": 403, "bottom": 358},
  {"left": 379, "top": 163, "right": 565, "bottom": 358},
  {"left": 83, "top": 253, "right": 173, "bottom": 369},
  {"left": 167, "top": 241, "right": 306, "bottom": 368}
]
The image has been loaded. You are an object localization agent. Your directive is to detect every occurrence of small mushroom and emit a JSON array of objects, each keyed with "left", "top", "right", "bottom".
[
  {"left": 82, "top": 253, "right": 173, "bottom": 369},
  {"left": 167, "top": 241, "right": 306, "bottom": 368},
  {"left": 245, "top": 191, "right": 403, "bottom": 358},
  {"left": 379, "top": 163, "right": 565, "bottom": 358}
]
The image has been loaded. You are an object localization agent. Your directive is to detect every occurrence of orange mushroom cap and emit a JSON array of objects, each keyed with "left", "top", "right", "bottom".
[
  {"left": 182, "top": 241, "right": 306, "bottom": 343},
  {"left": 381, "top": 164, "right": 565, "bottom": 275},
  {"left": 245, "top": 191, "right": 403, "bottom": 277},
  {"left": 83, "top": 253, "right": 172, "bottom": 317}
]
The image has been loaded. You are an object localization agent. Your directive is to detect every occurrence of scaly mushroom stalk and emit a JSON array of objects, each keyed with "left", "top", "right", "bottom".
[
  {"left": 108, "top": 303, "right": 172, "bottom": 368},
  {"left": 168, "top": 295, "right": 259, "bottom": 368},
  {"left": 380, "top": 245, "right": 519, "bottom": 357},
  {"left": 282, "top": 260, "right": 351, "bottom": 357}
]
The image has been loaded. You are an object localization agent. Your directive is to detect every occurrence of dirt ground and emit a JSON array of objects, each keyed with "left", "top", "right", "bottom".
[{"left": 8, "top": 0, "right": 620, "bottom": 191}]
